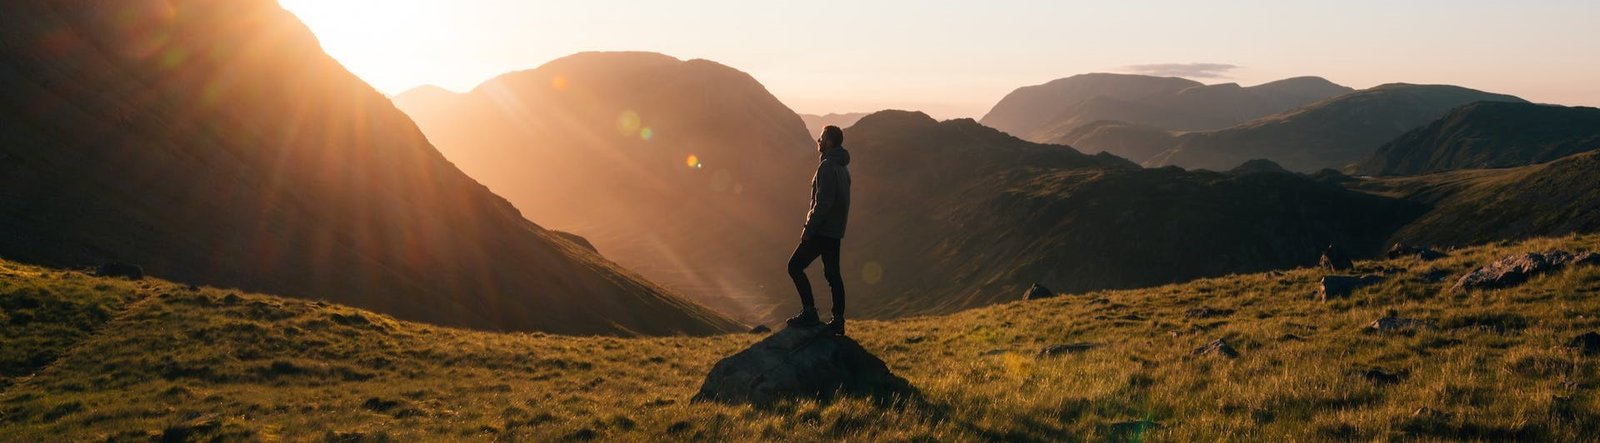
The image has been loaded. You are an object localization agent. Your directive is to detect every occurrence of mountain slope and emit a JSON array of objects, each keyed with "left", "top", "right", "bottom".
[
  {"left": 1353, "top": 102, "right": 1600, "bottom": 176},
  {"left": 393, "top": 52, "right": 815, "bottom": 321},
  {"left": 1145, "top": 84, "right": 1526, "bottom": 171},
  {"left": 842, "top": 111, "right": 1421, "bottom": 316},
  {"left": 7, "top": 234, "right": 1600, "bottom": 440},
  {"left": 980, "top": 73, "right": 1352, "bottom": 144},
  {"left": 800, "top": 112, "right": 870, "bottom": 138},
  {"left": 0, "top": 0, "right": 736, "bottom": 335}
]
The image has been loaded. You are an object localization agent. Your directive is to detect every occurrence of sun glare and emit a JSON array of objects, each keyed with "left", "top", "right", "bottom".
[{"left": 277, "top": 0, "right": 446, "bottom": 93}]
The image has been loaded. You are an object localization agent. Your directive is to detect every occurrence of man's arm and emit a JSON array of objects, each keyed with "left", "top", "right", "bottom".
[{"left": 804, "top": 162, "right": 838, "bottom": 232}]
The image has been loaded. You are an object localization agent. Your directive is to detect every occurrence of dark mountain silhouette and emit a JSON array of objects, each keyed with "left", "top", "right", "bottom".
[
  {"left": 1145, "top": 84, "right": 1526, "bottom": 171},
  {"left": 1355, "top": 151, "right": 1600, "bottom": 247},
  {"left": 1353, "top": 102, "right": 1600, "bottom": 176},
  {"left": 841, "top": 110, "right": 1421, "bottom": 316},
  {"left": 0, "top": 0, "right": 737, "bottom": 335},
  {"left": 800, "top": 112, "right": 870, "bottom": 138},
  {"left": 393, "top": 52, "right": 815, "bottom": 322},
  {"left": 979, "top": 73, "right": 1352, "bottom": 145}
]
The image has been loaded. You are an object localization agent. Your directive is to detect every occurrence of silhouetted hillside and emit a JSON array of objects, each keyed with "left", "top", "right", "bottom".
[
  {"left": 1146, "top": 84, "right": 1525, "bottom": 171},
  {"left": 394, "top": 52, "right": 815, "bottom": 321},
  {"left": 800, "top": 112, "right": 870, "bottom": 138},
  {"left": 1354, "top": 151, "right": 1600, "bottom": 246},
  {"left": 0, "top": 0, "right": 737, "bottom": 335},
  {"left": 980, "top": 73, "right": 1352, "bottom": 144},
  {"left": 1049, "top": 120, "right": 1178, "bottom": 163},
  {"left": 1354, "top": 102, "right": 1600, "bottom": 176},
  {"left": 844, "top": 111, "right": 1421, "bottom": 316}
]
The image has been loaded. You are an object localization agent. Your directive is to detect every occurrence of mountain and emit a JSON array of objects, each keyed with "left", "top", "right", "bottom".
[
  {"left": 799, "top": 112, "right": 870, "bottom": 137},
  {"left": 1353, "top": 102, "right": 1600, "bottom": 176},
  {"left": 11, "top": 234, "right": 1600, "bottom": 440},
  {"left": 840, "top": 111, "right": 1421, "bottom": 316},
  {"left": 1354, "top": 151, "right": 1600, "bottom": 247},
  {"left": 392, "top": 52, "right": 815, "bottom": 322},
  {"left": 1048, "top": 120, "right": 1179, "bottom": 163},
  {"left": 979, "top": 73, "right": 1353, "bottom": 144},
  {"left": 1145, "top": 84, "right": 1527, "bottom": 171},
  {"left": 0, "top": 0, "right": 737, "bottom": 335}
]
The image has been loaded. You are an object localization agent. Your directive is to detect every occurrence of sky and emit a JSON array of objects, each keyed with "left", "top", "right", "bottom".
[{"left": 279, "top": 0, "right": 1600, "bottom": 120}]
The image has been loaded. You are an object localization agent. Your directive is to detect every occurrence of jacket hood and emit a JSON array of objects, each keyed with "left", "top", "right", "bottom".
[{"left": 822, "top": 146, "right": 851, "bottom": 166}]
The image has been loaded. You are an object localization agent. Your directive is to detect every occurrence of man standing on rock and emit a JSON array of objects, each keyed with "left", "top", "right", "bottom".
[{"left": 786, "top": 125, "right": 851, "bottom": 335}]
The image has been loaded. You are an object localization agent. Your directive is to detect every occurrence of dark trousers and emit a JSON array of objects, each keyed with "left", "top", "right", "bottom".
[{"left": 788, "top": 235, "right": 844, "bottom": 317}]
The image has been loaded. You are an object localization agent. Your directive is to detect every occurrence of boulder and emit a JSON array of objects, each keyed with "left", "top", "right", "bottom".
[
  {"left": 1191, "top": 339, "right": 1239, "bottom": 358},
  {"left": 749, "top": 324, "right": 771, "bottom": 334},
  {"left": 95, "top": 262, "right": 144, "bottom": 280},
  {"left": 1567, "top": 332, "right": 1600, "bottom": 355},
  {"left": 1318, "top": 275, "right": 1384, "bottom": 301},
  {"left": 1359, "top": 368, "right": 1407, "bottom": 385},
  {"left": 693, "top": 325, "right": 912, "bottom": 406},
  {"left": 1387, "top": 243, "right": 1446, "bottom": 260},
  {"left": 1184, "top": 307, "right": 1233, "bottom": 319},
  {"left": 1453, "top": 250, "right": 1598, "bottom": 291},
  {"left": 1023, "top": 283, "right": 1057, "bottom": 301},
  {"left": 1319, "top": 244, "right": 1353, "bottom": 271},
  {"left": 1038, "top": 343, "right": 1096, "bottom": 357}
]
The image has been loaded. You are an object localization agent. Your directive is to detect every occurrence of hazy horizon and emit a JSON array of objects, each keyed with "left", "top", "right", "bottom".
[{"left": 279, "top": 0, "right": 1600, "bottom": 120}]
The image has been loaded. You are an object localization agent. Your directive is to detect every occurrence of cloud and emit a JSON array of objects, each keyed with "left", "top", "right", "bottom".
[{"left": 1121, "top": 63, "right": 1240, "bottom": 79}]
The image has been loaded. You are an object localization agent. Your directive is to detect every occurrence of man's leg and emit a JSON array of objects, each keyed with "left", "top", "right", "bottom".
[
  {"left": 786, "top": 237, "right": 824, "bottom": 326},
  {"left": 818, "top": 236, "right": 845, "bottom": 335}
]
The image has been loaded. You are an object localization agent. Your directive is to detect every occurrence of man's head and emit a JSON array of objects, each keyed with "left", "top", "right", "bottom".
[{"left": 817, "top": 125, "right": 844, "bottom": 153}]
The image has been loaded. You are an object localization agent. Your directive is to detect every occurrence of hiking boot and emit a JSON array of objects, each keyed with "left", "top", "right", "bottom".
[
  {"left": 827, "top": 315, "right": 845, "bottom": 336},
  {"left": 785, "top": 308, "right": 821, "bottom": 327}
]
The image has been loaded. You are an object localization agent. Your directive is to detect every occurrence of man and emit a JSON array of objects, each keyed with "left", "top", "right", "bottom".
[{"left": 785, "top": 125, "right": 851, "bottom": 335}]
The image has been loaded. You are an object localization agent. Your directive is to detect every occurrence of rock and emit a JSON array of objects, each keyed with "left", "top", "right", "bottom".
[
  {"left": 1320, "top": 244, "right": 1353, "bottom": 271},
  {"left": 1387, "top": 243, "right": 1447, "bottom": 260},
  {"left": 95, "top": 262, "right": 144, "bottom": 280},
  {"left": 748, "top": 325, "right": 771, "bottom": 334},
  {"left": 1567, "top": 332, "right": 1600, "bottom": 355},
  {"left": 1191, "top": 339, "right": 1239, "bottom": 358},
  {"left": 1366, "top": 316, "right": 1429, "bottom": 333},
  {"left": 979, "top": 348, "right": 1008, "bottom": 357},
  {"left": 1184, "top": 307, "right": 1233, "bottom": 319},
  {"left": 1023, "top": 283, "right": 1056, "bottom": 301},
  {"left": 1318, "top": 275, "right": 1384, "bottom": 301},
  {"left": 1358, "top": 368, "right": 1407, "bottom": 385},
  {"left": 1453, "top": 250, "right": 1597, "bottom": 291},
  {"left": 1038, "top": 343, "right": 1095, "bottom": 357},
  {"left": 1278, "top": 333, "right": 1305, "bottom": 342},
  {"left": 693, "top": 325, "right": 912, "bottom": 406}
]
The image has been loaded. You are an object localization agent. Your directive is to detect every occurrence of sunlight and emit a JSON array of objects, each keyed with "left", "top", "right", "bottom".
[{"left": 277, "top": 0, "right": 446, "bottom": 92}]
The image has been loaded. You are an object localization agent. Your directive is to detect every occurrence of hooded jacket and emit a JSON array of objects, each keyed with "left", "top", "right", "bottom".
[{"left": 803, "top": 147, "right": 852, "bottom": 239}]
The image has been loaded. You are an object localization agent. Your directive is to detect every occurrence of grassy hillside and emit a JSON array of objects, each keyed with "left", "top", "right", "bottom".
[
  {"left": 7, "top": 233, "right": 1600, "bottom": 440},
  {"left": 1353, "top": 102, "right": 1600, "bottom": 176}
]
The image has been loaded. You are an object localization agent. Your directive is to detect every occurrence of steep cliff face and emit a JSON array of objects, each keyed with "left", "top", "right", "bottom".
[{"left": 0, "top": 0, "right": 738, "bottom": 335}]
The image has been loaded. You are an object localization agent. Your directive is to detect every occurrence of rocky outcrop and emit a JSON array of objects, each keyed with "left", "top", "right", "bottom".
[
  {"left": 1023, "top": 284, "right": 1057, "bottom": 301},
  {"left": 1453, "top": 250, "right": 1600, "bottom": 291},
  {"left": 694, "top": 326, "right": 913, "bottom": 407},
  {"left": 1191, "top": 339, "right": 1239, "bottom": 358},
  {"left": 1320, "top": 245, "right": 1354, "bottom": 271}
]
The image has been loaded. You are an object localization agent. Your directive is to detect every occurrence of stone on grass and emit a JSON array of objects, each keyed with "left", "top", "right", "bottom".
[
  {"left": 1318, "top": 275, "right": 1384, "bottom": 301},
  {"left": 748, "top": 324, "right": 771, "bottom": 334},
  {"left": 1184, "top": 307, "right": 1233, "bottom": 319},
  {"left": 1366, "top": 316, "right": 1429, "bottom": 333},
  {"left": 1454, "top": 250, "right": 1599, "bottom": 291},
  {"left": 694, "top": 325, "right": 912, "bottom": 407},
  {"left": 1388, "top": 243, "right": 1447, "bottom": 261},
  {"left": 1023, "top": 283, "right": 1057, "bottom": 301},
  {"left": 1320, "top": 244, "right": 1353, "bottom": 271},
  {"left": 1038, "top": 343, "right": 1096, "bottom": 357},
  {"left": 1567, "top": 332, "right": 1600, "bottom": 355},
  {"left": 1192, "top": 339, "right": 1239, "bottom": 358}
]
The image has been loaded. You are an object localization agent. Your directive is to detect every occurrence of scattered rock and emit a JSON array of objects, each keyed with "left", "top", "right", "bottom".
[
  {"left": 1387, "top": 243, "right": 1447, "bottom": 260},
  {"left": 1191, "top": 339, "right": 1239, "bottom": 359},
  {"left": 1278, "top": 333, "right": 1305, "bottom": 342},
  {"left": 95, "top": 262, "right": 144, "bottom": 280},
  {"left": 979, "top": 348, "right": 1008, "bottom": 357},
  {"left": 1320, "top": 244, "right": 1353, "bottom": 271},
  {"left": 748, "top": 325, "right": 771, "bottom": 334},
  {"left": 1023, "top": 283, "right": 1057, "bottom": 301},
  {"left": 1038, "top": 343, "right": 1095, "bottom": 357},
  {"left": 1567, "top": 332, "right": 1600, "bottom": 355},
  {"left": 1454, "top": 250, "right": 1599, "bottom": 291},
  {"left": 903, "top": 335, "right": 926, "bottom": 344},
  {"left": 693, "top": 325, "right": 913, "bottom": 406},
  {"left": 1366, "top": 316, "right": 1429, "bottom": 333},
  {"left": 1358, "top": 368, "right": 1407, "bottom": 385},
  {"left": 1318, "top": 275, "right": 1384, "bottom": 301},
  {"left": 1184, "top": 307, "right": 1233, "bottom": 319},
  {"left": 361, "top": 397, "right": 402, "bottom": 413}
]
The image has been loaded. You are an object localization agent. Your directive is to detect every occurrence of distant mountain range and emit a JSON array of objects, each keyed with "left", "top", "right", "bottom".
[
  {"left": 1356, "top": 151, "right": 1600, "bottom": 247},
  {"left": 840, "top": 110, "right": 1420, "bottom": 316},
  {"left": 799, "top": 113, "right": 870, "bottom": 138},
  {"left": 1144, "top": 84, "right": 1527, "bottom": 171},
  {"left": 980, "top": 73, "right": 1354, "bottom": 149},
  {"left": 394, "top": 52, "right": 816, "bottom": 322},
  {"left": 1353, "top": 102, "right": 1600, "bottom": 176},
  {"left": 0, "top": 0, "right": 737, "bottom": 335}
]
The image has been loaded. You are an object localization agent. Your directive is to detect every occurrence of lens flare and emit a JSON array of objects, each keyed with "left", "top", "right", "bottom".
[
  {"left": 551, "top": 75, "right": 568, "bottom": 91},
  {"left": 686, "top": 154, "right": 701, "bottom": 169},
  {"left": 863, "top": 261, "right": 884, "bottom": 284},
  {"left": 617, "top": 110, "right": 641, "bottom": 136},
  {"left": 640, "top": 127, "right": 654, "bottom": 141}
]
